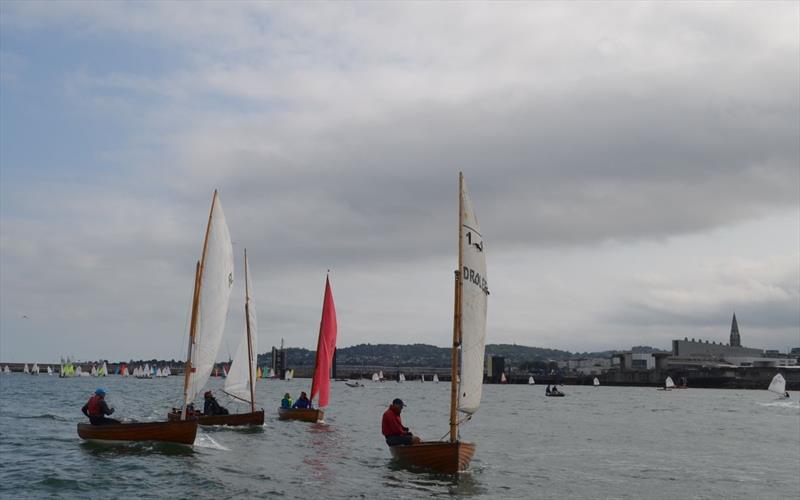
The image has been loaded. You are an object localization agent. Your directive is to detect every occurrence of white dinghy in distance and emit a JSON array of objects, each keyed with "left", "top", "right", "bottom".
[
  {"left": 528, "top": 376, "right": 535, "bottom": 385},
  {"left": 768, "top": 374, "right": 788, "bottom": 398},
  {"left": 593, "top": 377, "right": 600, "bottom": 387}
]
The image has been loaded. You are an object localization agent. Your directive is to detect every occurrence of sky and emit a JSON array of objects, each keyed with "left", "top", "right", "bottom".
[{"left": 1, "top": 1, "right": 798, "bottom": 364}]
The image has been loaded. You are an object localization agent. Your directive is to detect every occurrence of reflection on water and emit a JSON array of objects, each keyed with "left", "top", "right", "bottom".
[{"left": 383, "top": 463, "right": 486, "bottom": 498}]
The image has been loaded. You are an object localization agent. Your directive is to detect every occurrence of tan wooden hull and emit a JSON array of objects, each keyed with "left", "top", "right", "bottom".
[
  {"left": 167, "top": 410, "right": 264, "bottom": 427},
  {"left": 77, "top": 420, "right": 198, "bottom": 445},
  {"left": 389, "top": 441, "right": 476, "bottom": 473},
  {"left": 277, "top": 408, "right": 324, "bottom": 422}
]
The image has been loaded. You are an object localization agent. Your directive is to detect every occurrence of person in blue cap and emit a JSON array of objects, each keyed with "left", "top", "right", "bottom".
[
  {"left": 81, "top": 388, "right": 119, "bottom": 425},
  {"left": 381, "top": 398, "right": 421, "bottom": 446}
]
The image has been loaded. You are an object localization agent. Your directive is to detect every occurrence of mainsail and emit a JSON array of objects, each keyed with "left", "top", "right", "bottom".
[
  {"left": 768, "top": 374, "right": 786, "bottom": 395},
  {"left": 593, "top": 377, "right": 600, "bottom": 386},
  {"left": 457, "top": 175, "right": 489, "bottom": 415},
  {"left": 310, "top": 276, "right": 338, "bottom": 408},
  {"left": 183, "top": 192, "right": 235, "bottom": 407},
  {"left": 224, "top": 250, "right": 258, "bottom": 406},
  {"left": 665, "top": 376, "right": 675, "bottom": 389}
]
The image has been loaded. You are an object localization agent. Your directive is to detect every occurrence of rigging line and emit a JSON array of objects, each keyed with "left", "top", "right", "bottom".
[{"left": 461, "top": 224, "right": 482, "bottom": 236}]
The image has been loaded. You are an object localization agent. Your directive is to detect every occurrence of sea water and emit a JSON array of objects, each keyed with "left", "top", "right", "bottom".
[{"left": 1, "top": 374, "right": 798, "bottom": 499}]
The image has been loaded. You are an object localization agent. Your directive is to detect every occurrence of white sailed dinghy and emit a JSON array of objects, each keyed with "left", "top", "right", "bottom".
[
  {"left": 768, "top": 374, "right": 788, "bottom": 398},
  {"left": 593, "top": 377, "right": 600, "bottom": 387},
  {"left": 528, "top": 376, "right": 535, "bottom": 385}
]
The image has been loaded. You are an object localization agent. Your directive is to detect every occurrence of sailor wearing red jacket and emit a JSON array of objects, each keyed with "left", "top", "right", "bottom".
[
  {"left": 81, "top": 388, "right": 120, "bottom": 426},
  {"left": 382, "top": 398, "right": 421, "bottom": 446}
]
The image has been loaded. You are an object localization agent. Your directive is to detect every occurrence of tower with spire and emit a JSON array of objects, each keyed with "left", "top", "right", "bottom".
[{"left": 730, "top": 313, "right": 741, "bottom": 347}]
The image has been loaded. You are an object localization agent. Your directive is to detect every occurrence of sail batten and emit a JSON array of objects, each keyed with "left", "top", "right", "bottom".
[
  {"left": 457, "top": 176, "right": 489, "bottom": 415},
  {"left": 224, "top": 250, "right": 258, "bottom": 405},
  {"left": 184, "top": 193, "right": 235, "bottom": 406}
]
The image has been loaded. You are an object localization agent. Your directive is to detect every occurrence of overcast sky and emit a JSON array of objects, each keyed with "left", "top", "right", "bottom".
[{"left": 1, "top": 1, "right": 798, "bottom": 363}]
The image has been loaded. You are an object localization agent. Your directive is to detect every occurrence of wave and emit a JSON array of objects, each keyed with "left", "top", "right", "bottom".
[
  {"left": 757, "top": 401, "right": 800, "bottom": 409},
  {"left": 194, "top": 432, "right": 230, "bottom": 451},
  {"left": 16, "top": 413, "right": 69, "bottom": 421}
]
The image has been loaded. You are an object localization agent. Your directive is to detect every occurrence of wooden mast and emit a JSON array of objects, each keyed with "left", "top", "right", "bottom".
[
  {"left": 181, "top": 190, "right": 218, "bottom": 420},
  {"left": 449, "top": 172, "right": 464, "bottom": 443},
  {"left": 244, "top": 248, "right": 256, "bottom": 413}
]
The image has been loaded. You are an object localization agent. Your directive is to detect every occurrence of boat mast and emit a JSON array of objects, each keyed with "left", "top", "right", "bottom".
[
  {"left": 181, "top": 190, "right": 218, "bottom": 420},
  {"left": 449, "top": 172, "right": 464, "bottom": 443},
  {"left": 244, "top": 248, "right": 256, "bottom": 413}
]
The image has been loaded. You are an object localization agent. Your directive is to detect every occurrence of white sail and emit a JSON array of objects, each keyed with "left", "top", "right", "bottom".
[
  {"left": 372, "top": 372, "right": 379, "bottom": 382},
  {"left": 593, "top": 377, "right": 600, "bottom": 386},
  {"left": 23, "top": 363, "right": 29, "bottom": 374},
  {"left": 379, "top": 370, "right": 384, "bottom": 380},
  {"left": 665, "top": 376, "right": 675, "bottom": 389},
  {"left": 224, "top": 251, "right": 258, "bottom": 404},
  {"left": 433, "top": 374, "right": 439, "bottom": 383},
  {"left": 768, "top": 374, "right": 786, "bottom": 395},
  {"left": 421, "top": 375, "right": 425, "bottom": 383},
  {"left": 399, "top": 373, "right": 405, "bottom": 382},
  {"left": 3, "top": 365, "right": 10, "bottom": 373},
  {"left": 185, "top": 193, "right": 234, "bottom": 406},
  {"left": 99, "top": 362, "right": 108, "bottom": 376},
  {"left": 529, "top": 376, "right": 535, "bottom": 385},
  {"left": 32, "top": 363, "right": 39, "bottom": 374},
  {"left": 457, "top": 176, "right": 489, "bottom": 415},
  {"left": 285, "top": 369, "right": 293, "bottom": 381},
  {"left": 47, "top": 366, "right": 53, "bottom": 375}
]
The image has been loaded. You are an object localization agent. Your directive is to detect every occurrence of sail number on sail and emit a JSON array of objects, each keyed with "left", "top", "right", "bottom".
[{"left": 462, "top": 265, "right": 489, "bottom": 295}]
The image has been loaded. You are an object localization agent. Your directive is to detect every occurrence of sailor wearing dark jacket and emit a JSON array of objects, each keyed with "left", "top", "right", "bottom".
[
  {"left": 203, "top": 391, "right": 229, "bottom": 416},
  {"left": 292, "top": 391, "right": 312, "bottom": 409},
  {"left": 82, "top": 388, "right": 120, "bottom": 425}
]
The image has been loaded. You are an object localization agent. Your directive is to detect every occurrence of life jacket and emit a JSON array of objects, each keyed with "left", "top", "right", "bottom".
[{"left": 87, "top": 395, "right": 104, "bottom": 416}]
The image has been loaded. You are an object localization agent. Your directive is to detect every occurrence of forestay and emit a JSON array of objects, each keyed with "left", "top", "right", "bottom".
[
  {"left": 185, "top": 194, "right": 234, "bottom": 405},
  {"left": 224, "top": 251, "right": 258, "bottom": 404},
  {"left": 457, "top": 177, "right": 489, "bottom": 415},
  {"left": 768, "top": 374, "right": 786, "bottom": 395}
]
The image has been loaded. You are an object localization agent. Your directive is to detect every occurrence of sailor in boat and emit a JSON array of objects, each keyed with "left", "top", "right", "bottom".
[
  {"left": 292, "top": 391, "right": 312, "bottom": 409},
  {"left": 546, "top": 384, "right": 551, "bottom": 395},
  {"left": 81, "top": 388, "right": 120, "bottom": 425},
  {"left": 381, "top": 398, "right": 421, "bottom": 446},
  {"left": 203, "top": 391, "right": 229, "bottom": 416},
  {"left": 281, "top": 393, "right": 293, "bottom": 409}
]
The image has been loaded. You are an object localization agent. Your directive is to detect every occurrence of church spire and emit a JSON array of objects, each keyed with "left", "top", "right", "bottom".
[{"left": 730, "top": 313, "right": 741, "bottom": 347}]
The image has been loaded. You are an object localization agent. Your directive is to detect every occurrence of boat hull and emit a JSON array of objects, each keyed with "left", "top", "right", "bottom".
[
  {"left": 389, "top": 441, "right": 476, "bottom": 474},
  {"left": 77, "top": 420, "right": 198, "bottom": 445},
  {"left": 167, "top": 410, "right": 265, "bottom": 426},
  {"left": 278, "top": 408, "right": 324, "bottom": 422},
  {"left": 546, "top": 393, "right": 565, "bottom": 397}
]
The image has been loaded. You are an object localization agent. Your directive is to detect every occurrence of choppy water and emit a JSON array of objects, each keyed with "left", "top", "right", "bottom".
[{"left": 1, "top": 373, "right": 798, "bottom": 499}]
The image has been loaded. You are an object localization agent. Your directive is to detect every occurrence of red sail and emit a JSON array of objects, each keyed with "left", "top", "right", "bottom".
[{"left": 310, "top": 276, "right": 338, "bottom": 408}]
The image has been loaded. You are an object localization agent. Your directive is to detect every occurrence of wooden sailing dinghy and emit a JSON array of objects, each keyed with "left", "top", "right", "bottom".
[
  {"left": 169, "top": 249, "right": 264, "bottom": 426},
  {"left": 77, "top": 419, "right": 198, "bottom": 445},
  {"left": 278, "top": 274, "right": 337, "bottom": 423},
  {"left": 389, "top": 172, "right": 489, "bottom": 474},
  {"left": 171, "top": 191, "right": 235, "bottom": 425}
]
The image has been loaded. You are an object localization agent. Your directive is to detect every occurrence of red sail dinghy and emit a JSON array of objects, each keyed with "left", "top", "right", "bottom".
[{"left": 279, "top": 275, "right": 337, "bottom": 423}]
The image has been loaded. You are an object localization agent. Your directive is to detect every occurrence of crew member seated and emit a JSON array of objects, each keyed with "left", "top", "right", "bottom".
[
  {"left": 292, "top": 391, "right": 312, "bottom": 409},
  {"left": 382, "top": 398, "right": 421, "bottom": 446},
  {"left": 203, "top": 391, "right": 229, "bottom": 416},
  {"left": 281, "top": 393, "right": 293, "bottom": 409},
  {"left": 81, "top": 388, "right": 120, "bottom": 425}
]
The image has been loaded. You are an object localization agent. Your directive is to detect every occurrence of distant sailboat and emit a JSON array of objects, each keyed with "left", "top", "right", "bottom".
[
  {"left": 398, "top": 373, "right": 406, "bottom": 383},
  {"left": 593, "top": 377, "right": 600, "bottom": 387},
  {"left": 433, "top": 374, "right": 439, "bottom": 383},
  {"left": 279, "top": 274, "right": 337, "bottom": 423},
  {"left": 388, "top": 172, "right": 488, "bottom": 474},
  {"left": 659, "top": 376, "right": 675, "bottom": 391},
  {"left": 768, "top": 374, "right": 788, "bottom": 398},
  {"left": 420, "top": 375, "right": 425, "bottom": 383},
  {"left": 528, "top": 376, "right": 535, "bottom": 385},
  {"left": 31, "top": 363, "right": 40, "bottom": 375},
  {"left": 372, "top": 373, "right": 380, "bottom": 382},
  {"left": 284, "top": 369, "right": 294, "bottom": 381},
  {"left": 47, "top": 366, "right": 53, "bottom": 375},
  {"left": 23, "top": 363, "right": 29, "bottom": 374},
  {"left": 3, "top": 365, "right": 10, "bottom": 374},
  {"left": 500, "top": 372, "right": 508, "bottom": 384}
]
